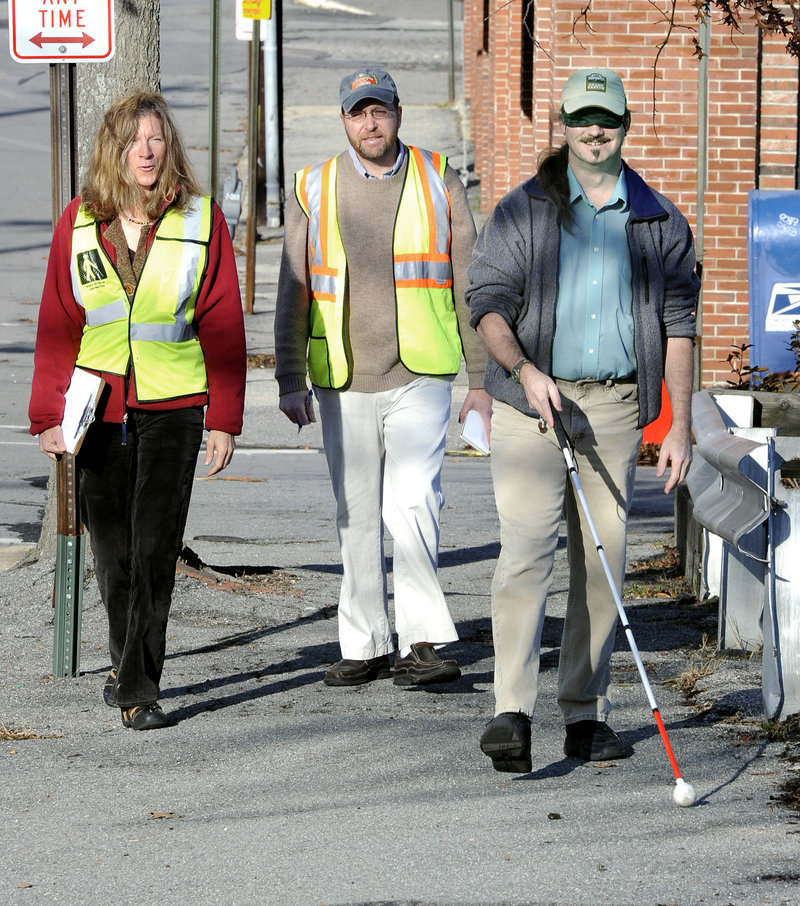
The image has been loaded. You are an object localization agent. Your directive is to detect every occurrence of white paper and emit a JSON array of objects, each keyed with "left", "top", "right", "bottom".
[
  {"left": 61, "top": 368, "right": 104, "bottom": 454},
  {"left": 459, "top": 409, "right": 490, "bottom": 455}
]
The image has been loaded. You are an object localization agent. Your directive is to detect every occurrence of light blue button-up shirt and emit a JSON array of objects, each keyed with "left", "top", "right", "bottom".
[{"left": 551, "top": 166, "right": 636, "bottom": 381}]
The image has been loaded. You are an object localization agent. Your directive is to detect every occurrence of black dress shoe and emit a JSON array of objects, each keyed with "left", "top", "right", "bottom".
[
  {"left": 480, "top": 712, "right": 532, "bottom": 773},
  {"left": 564, "top": 720, "right": 630, "bottom": 761},
  {"left": 121, "top": 703, "right": 171, "bottom": 731},
  {"left": 393, "top": 643, "right": 460, "bottom": 687},
  {"left": 323, "top": 655, "right": 392, "bottom": 686},
  {"left": 103, "top": 670, "right": 117, "bottom": 707}
]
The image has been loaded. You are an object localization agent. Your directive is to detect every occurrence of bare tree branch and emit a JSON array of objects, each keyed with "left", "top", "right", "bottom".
[
  {"left": 483, "top": 0, "right": 552, "bottom": 60},
  {"left": 572, "top": 1, "right": 596, "bottom": 48},
  {"left": 484, "top": 1, "right": 800, "bottom": 58}
]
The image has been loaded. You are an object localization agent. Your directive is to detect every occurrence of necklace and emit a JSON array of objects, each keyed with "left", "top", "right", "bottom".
[{"left": 122, "top": 213, "right": 153, "bottom": 226}]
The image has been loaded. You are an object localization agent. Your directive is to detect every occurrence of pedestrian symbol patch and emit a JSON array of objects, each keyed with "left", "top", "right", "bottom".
[{"left": 76, "top": 250, "right": 107, "bottom": 285}]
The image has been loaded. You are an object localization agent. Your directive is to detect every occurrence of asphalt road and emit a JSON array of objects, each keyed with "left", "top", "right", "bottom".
[{"left": 2, "top": 3, "right": 800, "bottom": 905}]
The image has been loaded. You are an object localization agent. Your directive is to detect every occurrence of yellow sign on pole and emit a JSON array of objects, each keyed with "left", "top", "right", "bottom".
[{"left": 242, "top": 0, "right": 271, "bottom": 19}]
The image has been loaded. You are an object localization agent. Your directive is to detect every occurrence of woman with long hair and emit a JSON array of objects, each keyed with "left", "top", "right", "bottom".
[{"left": 29, "top": 92, "right": 247, "bottom": 730}]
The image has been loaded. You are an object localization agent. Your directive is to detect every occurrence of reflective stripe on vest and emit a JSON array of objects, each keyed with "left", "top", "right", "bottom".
[
  {"left": 295, "top": 146, "right": 462, "bottom": 388},
  {"left": 296, "top": 157, "right": 348, "bottom": 388},
  {"left": 71, "top": 198, "right": 212, "bottom": 402}
]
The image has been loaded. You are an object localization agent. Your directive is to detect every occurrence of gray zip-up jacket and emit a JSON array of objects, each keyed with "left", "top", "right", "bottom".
[{"left": 466, "top": 162, "right": 699, "bottom": 428}]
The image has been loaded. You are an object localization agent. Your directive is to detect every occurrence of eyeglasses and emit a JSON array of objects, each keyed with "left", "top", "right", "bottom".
[
  {"left": 343, "top": 106, "right": 396, "bottom": 123},
  {"left": 561, "top": 107, "right": 626, "bottom": 129}
]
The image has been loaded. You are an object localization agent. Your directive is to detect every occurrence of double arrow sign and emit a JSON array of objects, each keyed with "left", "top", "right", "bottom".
[
  {"left": 29, "top": 32, "right": 96, "bottom": 49},
  {"left": 8, "top": 0, "right": 115, "bottom": 64}
]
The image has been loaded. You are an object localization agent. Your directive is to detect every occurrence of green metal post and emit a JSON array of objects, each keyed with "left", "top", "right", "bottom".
[
  {"left": 52, "top": 454, "right": 84, "bottom": 678},
  {"left": 209, "top": 0, "right": 221, "bottom": 199},
  {"left": 53, "top": 535, "right": 84, "bottom": 677},
  {"left": 50, "top": 63, "right": 83, "bottom": 678}
]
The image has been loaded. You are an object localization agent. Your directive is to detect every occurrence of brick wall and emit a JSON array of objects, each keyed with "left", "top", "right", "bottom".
[{"left": 463, "top": 1, "right": 800, "bottom": 387}]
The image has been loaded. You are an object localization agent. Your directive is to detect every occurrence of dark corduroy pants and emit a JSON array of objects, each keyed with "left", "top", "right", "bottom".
[{"left": 77, "top": 408, "right": 204, "bottom": 707}]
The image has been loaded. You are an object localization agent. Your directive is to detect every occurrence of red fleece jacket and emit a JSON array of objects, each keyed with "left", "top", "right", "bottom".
[{"left": 29, "top": 196, "right": 247, "bottom": 437}]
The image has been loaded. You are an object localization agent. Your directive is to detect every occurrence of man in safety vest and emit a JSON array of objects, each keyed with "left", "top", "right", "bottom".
[{"left": 275, "top": 68, "right": 492, "bottom": 688}]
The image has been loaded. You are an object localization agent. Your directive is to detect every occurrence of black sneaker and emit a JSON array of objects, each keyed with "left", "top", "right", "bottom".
[
  {"left": 564, "top": 720, "right": 630, "bottom": 761},
  {"left": 480, "top": 712, "right": 532, "bottom": 773},
  {"left": 393, "top": 643, "right": 460, "bottom": 687},
  {"left": 121, "top": 703, "right": 171, "bottom": 731},
  {"left": 323, "top": 655, "right": 392, "bottom": 686},
  {"left": 103, "top": 669, "right": 117, "bottom": 707}
]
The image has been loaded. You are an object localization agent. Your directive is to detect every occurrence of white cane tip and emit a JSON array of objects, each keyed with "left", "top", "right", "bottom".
[{"left": 673, "top": 779, "right": 697, "bottom": 807}]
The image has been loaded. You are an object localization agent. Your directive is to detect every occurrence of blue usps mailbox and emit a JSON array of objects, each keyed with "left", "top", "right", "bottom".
[{"left": 748, "top": 190, "right": 800, "bottom": 374}]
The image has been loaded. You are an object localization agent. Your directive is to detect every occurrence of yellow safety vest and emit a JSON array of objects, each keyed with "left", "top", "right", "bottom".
[
  {"left": 295, "top": 146, "right": 463, "bottom": 388},
  {"left": 70, "top": 198, "right": 212, "bottom": 402}
]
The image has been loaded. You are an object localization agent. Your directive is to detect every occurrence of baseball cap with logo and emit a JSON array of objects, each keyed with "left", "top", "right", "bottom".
[
  {"left": 560, "top": 68, "right": 627, "bottom": 116},
  {"left": 339, "top": 68, "right": 399, "bottom": 113}
]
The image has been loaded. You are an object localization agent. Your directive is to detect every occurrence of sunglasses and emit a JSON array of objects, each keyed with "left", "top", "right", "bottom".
[{"left": 561, "top": 107, "right": 626, "bottom": 129}]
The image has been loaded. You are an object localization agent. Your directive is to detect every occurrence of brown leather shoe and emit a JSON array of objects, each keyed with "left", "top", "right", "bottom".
[
  {"left": 323, "top": 655, "right": 392, "bottom": 686},
  {"left": 393, "top": 642, "right": 460, "bottom": 687}
]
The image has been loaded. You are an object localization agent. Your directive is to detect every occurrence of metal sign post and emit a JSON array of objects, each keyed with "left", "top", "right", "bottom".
[
  {"left": 244, "top": 17, "right": 261, "bottom": 315},
  {"left": 263, "top": 8, "right": 281, "bottom": 228},
  {"left": 209, "top": 0, "right": 221, "bottom": 200},
  {"left": 10, "top": 2, "right": 116, "bottom": 677},
  {"left": 239, "top": 0, "right": 274, "bottom": 313},
  {"left": 50, "top": 63, "right": 77, "bottom": 222},
  {"left": 49, "top": 61, "right": 85, "bottom": 678},
  {"left": 53, "top": 455, "right": 85, "bottom": 677}
]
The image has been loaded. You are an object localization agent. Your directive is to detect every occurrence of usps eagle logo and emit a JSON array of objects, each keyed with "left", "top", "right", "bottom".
[{"left": 765, "top": 282, "right": 800, "bottom": 331}]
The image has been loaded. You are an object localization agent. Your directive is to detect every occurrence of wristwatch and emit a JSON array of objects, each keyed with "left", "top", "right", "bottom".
[{"left": 510, "top": 357, "right": 532, "bottom": 383}]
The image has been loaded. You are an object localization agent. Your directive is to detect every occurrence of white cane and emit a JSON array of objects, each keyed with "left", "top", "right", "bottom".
[{"left": 551, "top": 410, "right": 696, "bottom": 808}]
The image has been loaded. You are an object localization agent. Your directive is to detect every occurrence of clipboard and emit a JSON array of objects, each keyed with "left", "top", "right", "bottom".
[{"left": 61, "top": 367, "right": 105, "bottom": 454}]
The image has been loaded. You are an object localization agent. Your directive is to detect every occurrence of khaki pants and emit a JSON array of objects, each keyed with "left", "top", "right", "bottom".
[
  {"left": 315, "top": 377, "right": 458, "bottom": 659},
  {"left": 489, "top": 378, "right": 642, "bottom": 724}
]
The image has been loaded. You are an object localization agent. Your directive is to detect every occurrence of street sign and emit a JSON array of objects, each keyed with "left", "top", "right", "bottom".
[
  {"left": 236, "top": 1, "right": 270, "bottom": 39},
  {"left": 9, "top": 0, "right": 115, "bottom": 64},
  {"left": 242, "top": 0, "right": 271, "bottom": 18}
]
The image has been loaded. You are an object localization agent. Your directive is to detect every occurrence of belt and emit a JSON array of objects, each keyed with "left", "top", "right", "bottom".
[{"left": 554, "top": 373, "right": 635, "bottom": 385}]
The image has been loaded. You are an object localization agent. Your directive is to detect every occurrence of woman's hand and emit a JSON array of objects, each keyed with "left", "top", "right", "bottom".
[
  {"left": 38, "top": 426, "right": 66, "bottom": 461},
  {"left": 205, "top": 430, "right": 235, "bottom": 476}
]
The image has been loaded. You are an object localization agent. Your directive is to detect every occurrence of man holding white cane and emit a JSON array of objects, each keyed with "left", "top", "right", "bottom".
[{"left": 466, "top": 68, "right": 699, "bottom": 773}]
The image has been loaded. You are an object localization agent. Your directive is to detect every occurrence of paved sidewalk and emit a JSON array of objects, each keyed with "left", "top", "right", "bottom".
[{"left": 1, "top": 3, "right": 799, "bottom": 905}]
